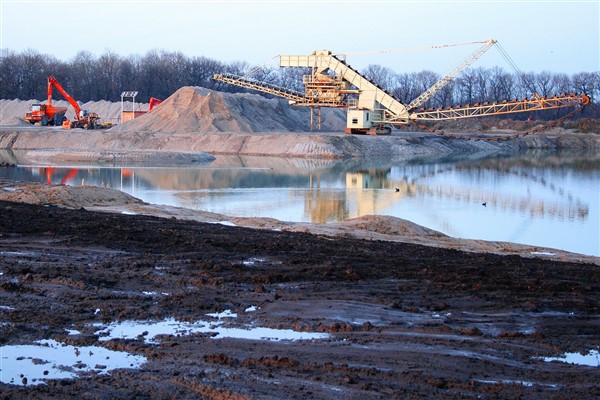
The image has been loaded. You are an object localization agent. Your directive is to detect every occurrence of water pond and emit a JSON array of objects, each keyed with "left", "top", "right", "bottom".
[{"left": 1, "top": 149, "right": 598, "bottom": 256}]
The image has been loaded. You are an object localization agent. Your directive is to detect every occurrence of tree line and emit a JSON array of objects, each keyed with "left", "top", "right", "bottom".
[{"left": 1, "top": 48, "right": 598, "bottom": 119}]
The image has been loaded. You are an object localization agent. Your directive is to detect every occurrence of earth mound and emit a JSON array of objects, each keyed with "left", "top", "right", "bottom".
[
  {"left": 0, "top": 116, "right": 31, "bottom": 126},
  {"left": 0, "top": 180, "right": 144, "bottom": 208},
  {"left": 110, "top": 86, "right": 346, "bottom": 134},
  {"left": 338, "top": 214, "right": 448, "bottom": 238}
]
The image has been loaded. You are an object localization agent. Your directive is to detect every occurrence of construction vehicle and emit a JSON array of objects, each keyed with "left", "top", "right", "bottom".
[
  {"left": 214, "top": 40, "right": 590, "bottom": 135},
  {"left": 148, "top": 97, "right": 162, "bottom": 111},
  {"left": 24, "top": 75, "right": 102, "bottom": 129},
  {"left": 121, "top": 95, "right": 162, "bottom": 123},
  {"left": 24, "top": 76, "right": 69, "bottom": 126}
]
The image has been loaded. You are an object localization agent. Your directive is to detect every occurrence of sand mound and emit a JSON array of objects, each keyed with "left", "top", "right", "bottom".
[
  {"left": 337, "top": 215, "right": 448, "bottom": 238},
  {"left": 110, "top": 86, "right": 346, "bottom": 134},
  {"left": 0, "top": 180, "right": 144, "bottom": 208},
  {"left": 0, "top": 116, "right": 31, "bottom": 126}
]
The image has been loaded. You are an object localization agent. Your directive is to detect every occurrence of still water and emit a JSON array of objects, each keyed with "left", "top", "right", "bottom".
[{"left": 1, "top": 150, "right": 598, "bottom": 256}]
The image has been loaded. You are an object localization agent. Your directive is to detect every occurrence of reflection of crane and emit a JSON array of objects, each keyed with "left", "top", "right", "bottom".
[
  {"left": 41, "top": 168, "right": 79, "bottom": 185},
  {"left": 214, "top": 40, "right": 590, "bottom": 134}
]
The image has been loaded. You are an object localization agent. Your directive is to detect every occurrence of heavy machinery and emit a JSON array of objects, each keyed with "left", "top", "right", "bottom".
[
  {"left": 24, "top": 76, "right": 68, "bottom": 126},
  {"left": 121, "top": 95, "right": 162, "bottom": 122},
  {"left": 148, "top": 97, "right": 163, "bottom": 111},
  {"left": 24, "top": 75, "right": 101, "bottom": 129},
  {"left": 214, "top": 40, "right": 590, "bottom": 135}
]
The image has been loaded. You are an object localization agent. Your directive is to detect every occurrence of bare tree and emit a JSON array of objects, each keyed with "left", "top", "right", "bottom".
[
  {"left": 488, "top": 66, "right": 515, "bottom": 101},
  {"left": 535, "top": 71, "right": 555, "bottom": 97},
  {"left": 361, "top": 64, "right": 396, "bottom": 89},
  {"left": 0, "top": 48, "right": 597, "bottom": 118}
]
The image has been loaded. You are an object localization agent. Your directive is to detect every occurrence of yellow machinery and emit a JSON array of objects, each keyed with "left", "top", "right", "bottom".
[{"left": 214, "top": 40, "right": 590, "bottom": 135}]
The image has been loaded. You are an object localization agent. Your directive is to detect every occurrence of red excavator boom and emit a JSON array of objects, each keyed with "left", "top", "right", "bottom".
[
  {"left": 148, "top": 97, "right": 162, "bottom": 111},
  {"left": 47, "top": 75, "right": 82, "bottom": 118}
]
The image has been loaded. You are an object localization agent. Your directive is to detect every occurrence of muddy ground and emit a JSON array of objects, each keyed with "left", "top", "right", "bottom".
[{"left": 1, "top": 184, "right": 599, "bottom": 398}]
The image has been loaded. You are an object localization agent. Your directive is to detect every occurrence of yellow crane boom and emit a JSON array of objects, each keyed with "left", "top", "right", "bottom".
[
  {"left": 410, "top": 93, "right": 590, "bottom": 121},
  {"left": 406, "top": 40, "right": 497, "bottom": 111}
]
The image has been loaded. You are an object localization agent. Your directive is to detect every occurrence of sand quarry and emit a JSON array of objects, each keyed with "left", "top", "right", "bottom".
[
  {"left": 2, "top": 86, "right": 599, "bottom": 161},
  {"left": 1, "top": 87, "right": 599, "bottom": 398}
]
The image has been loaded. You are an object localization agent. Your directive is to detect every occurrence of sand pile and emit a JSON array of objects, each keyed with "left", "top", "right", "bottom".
[
  {"left": 1, "top": 87, "right": 346, "bottom": 133},
  {"left": 110, "top": 86, "right": 346, "bottom": 134},
  {"left": 0, "top": 180, "right": 144, "bottom": 208},
  {"left": 0, "top": 116, "right": 31, "bottom": 126},
  {"left": 336, "top": 214, "right": 448, "bottom": 238}
]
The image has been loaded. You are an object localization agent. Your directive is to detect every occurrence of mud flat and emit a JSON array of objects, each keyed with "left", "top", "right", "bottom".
[{"left": 1, "top": 181, "right": 599, "bottom": 399}]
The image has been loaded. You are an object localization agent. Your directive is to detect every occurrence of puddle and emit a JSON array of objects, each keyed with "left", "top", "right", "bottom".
[
  {"left": 0, "top": 305, "right": 16, "bottom": 310},
  {"left": 206, "top": 309, "right": 237, "bottom": 319},
  {"left": 530, "top": 251, "right": 556, "bottom": 256},
  {"left": 543, "top": 349, "right": 599, "bottom": 367},
  {"left": 477, "top": 379, "right": 558, "bottom": 388},
  {"left": 0, "top": 339, "right": 147, "bottom": 386},
  {"left": 208, "top": 220, "right": 236, "bottom": 227},
  {"left": 0, "top": 251, "right": 36, "bottom": 257},
  {"left": 93, "top": 313, "right": 328, "bottom": 344},
  {"left": 243, "top": 257, "right": 265, "bottom": 266},
  {"left": 245, "top": 306, "right": 259, "bottom": 312}
]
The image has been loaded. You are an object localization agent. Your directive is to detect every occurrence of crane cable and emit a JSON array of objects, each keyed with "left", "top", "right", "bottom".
[
  {"left": 338, "top": 40, "right": 491, "bottom": 57},
  {"left": 241, "top": 55, "right": 280, "bottom": 79},
  {"left": 495, "top": 42, "right": 523, "bottom": 77}
]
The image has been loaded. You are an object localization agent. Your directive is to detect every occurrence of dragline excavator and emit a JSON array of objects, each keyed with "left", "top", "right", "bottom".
[
  {"left": 214, "top": 40, "right": 590, "bottom": 135},
  {"left": 24, "top": 75, "right": 102, "bottom": 129}
]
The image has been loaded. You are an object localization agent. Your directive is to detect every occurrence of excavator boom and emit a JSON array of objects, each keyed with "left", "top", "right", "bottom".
[
  {"left": 148, "top": 97, "right": 163, "bottom": 111},
  {"left": 48, "top": 75, "right": 81, "bottom": 118}
]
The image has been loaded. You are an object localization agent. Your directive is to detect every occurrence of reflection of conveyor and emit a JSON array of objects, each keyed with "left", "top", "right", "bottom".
[
  {"left": 303, "top": 169, "right": 590, "bottom": 224},
  {"left": 415, "top": 184, "right": 589, "bottom": 220}
]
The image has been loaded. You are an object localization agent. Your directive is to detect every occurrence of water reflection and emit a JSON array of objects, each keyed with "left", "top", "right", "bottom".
[{"left": 0, "top": 150, "right": 598, "bottom": 255}]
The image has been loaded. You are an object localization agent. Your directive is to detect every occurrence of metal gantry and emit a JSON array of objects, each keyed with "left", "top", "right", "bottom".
[{"left": 213, "top": 40, "right": 590, "bottom": 135}]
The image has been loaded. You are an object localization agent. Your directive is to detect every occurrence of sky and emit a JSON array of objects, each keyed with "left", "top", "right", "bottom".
[{"left": 1, "top": 0, "right": 598, "bottom": 75}]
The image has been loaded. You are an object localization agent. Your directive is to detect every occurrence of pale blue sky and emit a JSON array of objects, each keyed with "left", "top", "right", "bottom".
[{"left": 1, "top": 0, "right": 598, "bottom": 74}]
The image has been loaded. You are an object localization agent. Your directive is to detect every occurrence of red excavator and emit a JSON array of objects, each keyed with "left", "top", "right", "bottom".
[
  {"left": 148, "top": 97, "right": 162, "bottom": 111},
  {"left": 24, "top": 75, "right": 101, "bottom": 129}
]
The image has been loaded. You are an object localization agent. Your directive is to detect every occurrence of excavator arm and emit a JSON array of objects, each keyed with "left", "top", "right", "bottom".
[
  {"left": 48, "top": 75, "right": 81, "bottom": 120},
  {"left": 148, "top": 97, "right": 163, "bottom": 112}
]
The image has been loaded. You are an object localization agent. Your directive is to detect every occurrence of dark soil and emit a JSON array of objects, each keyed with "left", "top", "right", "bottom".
[{"left": 1, "top": 201, "right": 599, "bottom": 399}]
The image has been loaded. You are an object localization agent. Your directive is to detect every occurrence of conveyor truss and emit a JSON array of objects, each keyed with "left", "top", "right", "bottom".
[{"left": 213, "top": 40, "right": 590, "bottom": 135}]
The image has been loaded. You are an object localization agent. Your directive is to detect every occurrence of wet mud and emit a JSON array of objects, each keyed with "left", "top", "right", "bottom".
[{"left": 1, "top": 201, "right": 599, "bottom": 399}]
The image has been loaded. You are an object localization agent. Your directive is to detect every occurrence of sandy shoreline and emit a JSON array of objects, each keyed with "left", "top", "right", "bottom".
[{"left": 1, "top": 179, "right": 597, "bottom": 265}]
